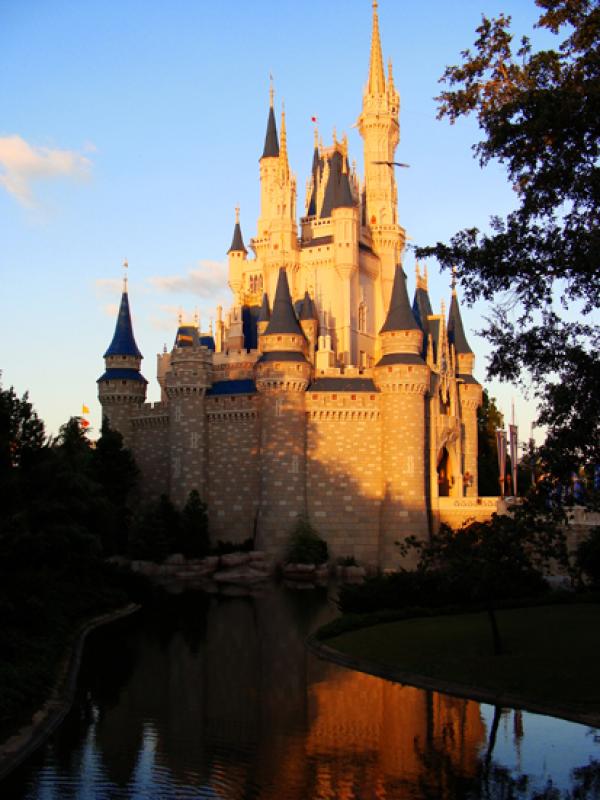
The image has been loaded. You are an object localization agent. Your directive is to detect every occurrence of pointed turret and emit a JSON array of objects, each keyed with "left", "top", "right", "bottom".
[
  {"left": 380, "top": 264, "right": 419, "bottom": 334},
  {"left": 261, "top": 85, "right": 279, "bottom": 159},
  {"left": 412, "top": 263, "right": 433, "bottom": 358},
  {"left": 447, "top": 275, "right": 473, "bottom": 355},
  {"left": 264, "top": 268, "right": 304, "bottom": 337},
  {"left": 103, "top": 273, "right": 143, "bottom": 359},
  {"left": 98, "top": 263, "right": 147, "bottom": 444},
  {"left": 257, "top": 292, "right": 271, "bottom": 338},
  {"left": 227, "top": 207, "right": 248, "bottom": 302},
  {"left": 375, "top": 264, "right": 424, "bottom": 367},
  {"left": 299, "top": 291, "right": 316, "bottom": 321},
  {"left": 367, "top": 1, "right": 386, "bottom": 96},
  {"left": 279, "top": 102, "right": 289, "bottom": 178},
  {"left": 258, "top": 292, "right": 271, "bottom": 323},
  {"left": 228, "top": 206, "right": 247, "bottom": 254}
]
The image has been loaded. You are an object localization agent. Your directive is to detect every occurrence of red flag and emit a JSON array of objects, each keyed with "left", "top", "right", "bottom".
[
  {"left": 81, "top": 418, "right": 90, "bottom": 429},
  {"left": 311, "top": 116, "right": 317, "bottom": 123}
]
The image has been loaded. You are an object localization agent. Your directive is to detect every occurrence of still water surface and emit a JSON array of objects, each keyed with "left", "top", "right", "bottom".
[{"left": 4, "top": 584, "right": 599, "bottom": 799}]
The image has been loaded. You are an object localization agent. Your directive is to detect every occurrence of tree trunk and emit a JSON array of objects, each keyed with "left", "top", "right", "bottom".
[{"left": 486, "top": 605, "right": 503, "bottom": 655}]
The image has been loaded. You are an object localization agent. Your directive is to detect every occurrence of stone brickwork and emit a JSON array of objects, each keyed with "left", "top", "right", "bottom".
[
  {"left": 306, "top": 393, "right": 381, "bottom": 566},
  {"left": 131, "top": 403, "right": 170, "bottom": 501},
  {"left": 206, "top": 394, "right": 260, "bottom": 543},
  {"left": 378, "top": 390, "right": 429, "bottom": 568},
  {"left": 256, "top": 392, "right": 307, "bottom": 558}
]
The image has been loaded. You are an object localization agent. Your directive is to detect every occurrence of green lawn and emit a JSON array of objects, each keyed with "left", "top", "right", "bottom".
[{"left": 326, "top": 604, "right": 600, "bottom": 716}]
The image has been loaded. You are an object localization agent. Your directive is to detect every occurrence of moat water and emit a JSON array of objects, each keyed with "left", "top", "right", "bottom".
[{"left": 3, "top": 583, "right": 599, "bottom": 799}]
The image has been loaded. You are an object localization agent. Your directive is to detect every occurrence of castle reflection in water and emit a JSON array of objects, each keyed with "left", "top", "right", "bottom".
[{"left": 6, "top": 585, "right": 593, "bottom": 800}]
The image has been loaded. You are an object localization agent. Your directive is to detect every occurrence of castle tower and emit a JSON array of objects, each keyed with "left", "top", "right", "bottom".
[
  {"left": 227, "top": 206, "right": 248, "bottom": 305},
  {"left": 255, "top": 90, "right": 298, "bottom": 298},
  {"left": 97, "top": 264, "right": 147, "bottom": 445},
  {"left": 373, "top": 264, "right": 430, "bottom": 566},
  {"left": 448, "top": 277, "right": 482, "bottom": 496},
  {"left": 331, "top": 147, "right": 360, "bottom": 365},
  {"left": 255, "top": 268, "right": 311, "bottom": 557},
  {"left": 163, "top": 320, "right": 212, "bottom": 506},
  {"left": 358, "top": 1, "right": 406, "bottom": 311}
]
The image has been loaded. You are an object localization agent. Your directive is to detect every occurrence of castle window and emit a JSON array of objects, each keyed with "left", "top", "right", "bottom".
[
  {"left": 121, "top": 380, "right": 126, "bottom": 385},
  {"left": 351, "top": 394, "right": 356, "bottom": 400},
  {"left": 358, "top": 303, "right": 367, "bottom": 333},
  {"left": 290, "top": 454, "right": 299, "bottom": 474},
  {"left": 277, "top": 336, "right": 282, "bottom": 342},
  {"left": 332, "top": 394, "right": 337, "bottom": 400},
  {"left": 275, "top": 399, "right": 283, "bottom": 417}
]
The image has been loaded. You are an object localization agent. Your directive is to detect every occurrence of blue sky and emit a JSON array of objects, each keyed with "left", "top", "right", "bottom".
[{"left": 1, "top": 0, "right": 551, "bottom": 440}]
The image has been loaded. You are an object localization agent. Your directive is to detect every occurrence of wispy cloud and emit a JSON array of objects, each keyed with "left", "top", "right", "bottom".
[
  {"left": 0, "top": 134, "right": 92, "bottom": 207},
  {"left": 95, "top": 277, "right": 123, "bottom": 295},
  {"left": 102, "top": 303, "right": 119, "bottom": 318},
  {"left": 149, "top": 260, "right": 228, "bottom": 298}
]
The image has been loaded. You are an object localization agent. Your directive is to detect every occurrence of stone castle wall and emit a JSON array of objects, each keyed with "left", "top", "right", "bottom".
[
  {"left": 306, "top": 393, "right": 382, "bottom": 566},
  {"left": 206, "top": 394, "right": 260, "bottom": 544}
]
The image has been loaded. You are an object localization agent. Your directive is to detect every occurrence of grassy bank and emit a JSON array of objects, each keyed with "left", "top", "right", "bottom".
[{"left": 324, "top": 603, "right": 600, "bottom": 718}]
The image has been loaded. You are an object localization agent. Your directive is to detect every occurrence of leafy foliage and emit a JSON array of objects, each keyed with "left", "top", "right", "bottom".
[
  {"left": 286, "top": 515, "right": 329, "bottom": 565},
  {"left": 0, "top": 385, "right": 141, "bottom": 732},
  {"left": 416, "top": 0, "right": 600, "bottom": 476}
]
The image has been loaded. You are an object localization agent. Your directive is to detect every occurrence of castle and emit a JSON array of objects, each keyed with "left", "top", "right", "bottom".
[{"left": 98, "top": 2, "right": 495, "bottom": 569}]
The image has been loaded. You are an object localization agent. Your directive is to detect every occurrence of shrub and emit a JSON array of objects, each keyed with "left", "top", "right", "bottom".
[
  {"left": 178, "top": 490, "right": 209, "bottom": 558},
  {"left": 286, "top": 515, "right": 328, "bottom": 565}
]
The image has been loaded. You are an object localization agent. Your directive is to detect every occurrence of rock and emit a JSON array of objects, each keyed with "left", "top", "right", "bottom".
[
  {"left": 220, "top": 552, "right": 251, "bottom": 568},
  {"left": 283, "top": 562, "right": 315, "bottom": 574},
  {"left": 213, "top": 566, "right": 269, "bottom": 584},
  {"left": 248, "top": 550, "right": 268, "bottom": 562},
  {"left": 165, "top": 553, "right": 185, "bottom": 565}
]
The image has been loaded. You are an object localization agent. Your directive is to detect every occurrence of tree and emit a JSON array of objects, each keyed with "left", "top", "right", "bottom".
[
  {"left": 408, "top": 498, "right": 568, "bottom": 654},
  {"left": 417, "top": 0, "right": 600, "bottom": 477},
  {"left": 179, "top": 490, "right": 209, "bottom": 558},
  {"left": 0, "top": 382, "right": 46, "bottom": 477}
]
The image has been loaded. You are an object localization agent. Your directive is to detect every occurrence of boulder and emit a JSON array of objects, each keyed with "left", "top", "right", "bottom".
[
  {"left": 165, "top": 553, "right": 185, "bottom": 565},
  {"left": 220, "top": 552, "right": 251, "bottom": 568}
]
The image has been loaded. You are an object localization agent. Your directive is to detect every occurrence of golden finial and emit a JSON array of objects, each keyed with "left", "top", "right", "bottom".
[
  {"left": 194, "top": 307, "right": 199, "bottom": 328},
  {"left": 122, "top": 258, "right": 128, "bottom": 292},
  {"left": 178, "top": 307, "right": 183, "bottom": 325},
  {"left": 269, "top": 73, "right": 274, "bottom": 108},
  {"left": 441, "top": 299, "right": 446, "bottom": 318},
  {"left": 451, "top": 265, "right": 458, "bottom": 294},
  {"left": 235, "top": 205, "right": 240, "bottom": 224}
]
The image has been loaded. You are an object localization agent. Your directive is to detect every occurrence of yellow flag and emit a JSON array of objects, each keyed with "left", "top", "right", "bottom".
[{"left": 82, "top": 404, "right": 90, "bottom": 414}]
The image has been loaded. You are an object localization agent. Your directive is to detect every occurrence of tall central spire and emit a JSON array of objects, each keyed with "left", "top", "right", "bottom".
[{"left": 368, "top": 0, "right": 386, "bottom": 95}]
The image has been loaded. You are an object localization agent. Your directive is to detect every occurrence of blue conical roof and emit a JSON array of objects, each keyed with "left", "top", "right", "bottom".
[
  {"left": 264, "top": 269, "right": 304, "bottom": 336},
  {"left": 262, "top": 106, "right": 279, "bottom": 159},
  {"left": 448, "top": 292, "right": 473, "bottom": 354},
  {"left": 103, "top": 290, "right": 142, "bottom": 358},
  {"left": 380, "top": 265, "right": 419, "bottom": 334}
]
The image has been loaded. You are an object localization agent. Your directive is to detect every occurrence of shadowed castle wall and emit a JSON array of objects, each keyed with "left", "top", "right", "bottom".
[
  {"left": 206, "top": 394, "right": 260, "bottom": 543},
  {"left": 256, "top": 392, "right": 307, "bottom": 558},
  {"left": 306, "top": 393, "right": 382, "bottom": 566},
  {"left": 131, "top": 405, "right": 170, "bottom": 501}
]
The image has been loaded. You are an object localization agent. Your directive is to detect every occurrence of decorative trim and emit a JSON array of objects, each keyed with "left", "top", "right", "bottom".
[{"left": 307, "top": 409, "right": 379, "bottom": 421}]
